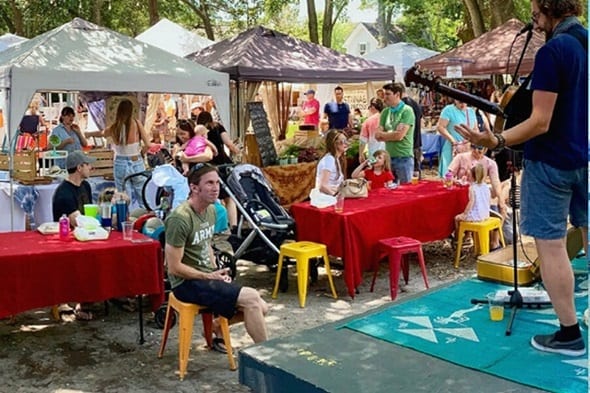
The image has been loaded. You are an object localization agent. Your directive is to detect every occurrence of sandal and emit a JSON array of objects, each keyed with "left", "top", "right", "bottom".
[{"left": 211, "top": 337, "right": 227, "bottom": 354}]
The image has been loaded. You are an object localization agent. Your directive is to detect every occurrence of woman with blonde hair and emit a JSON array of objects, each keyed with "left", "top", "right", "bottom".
[
  {"left": 454, "top": 163, "right": 490, "bottom": 233},
  {"left": 104, "top": 99, "right": 153, "bottom": 206},
  {"left": 315, "top": 129, "right": 348, "bottom": 195}
]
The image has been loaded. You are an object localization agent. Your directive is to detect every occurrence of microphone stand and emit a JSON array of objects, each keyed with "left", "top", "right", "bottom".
[
  {"left": 508, "top": 28, "right": 533, "bottom": 88},
  {"left": 470, "top": 26, "right": 551, "bottom": 336}
]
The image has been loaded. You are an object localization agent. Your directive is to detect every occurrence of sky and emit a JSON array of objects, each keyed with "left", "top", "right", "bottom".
[{"left": 299, "top": 0, "right": 378, "bottom": 23}]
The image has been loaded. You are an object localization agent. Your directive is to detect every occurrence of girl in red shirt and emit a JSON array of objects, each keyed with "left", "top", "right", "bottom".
[{"left": 351, "top": 149, "right": 394, "bottom": 189}]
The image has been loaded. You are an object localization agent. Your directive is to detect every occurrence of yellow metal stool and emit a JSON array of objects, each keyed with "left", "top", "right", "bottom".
[
  {"left": 271, "top": 241, "right": 338, "bottom": 307},
  {"left": 454, "top": 217, "right": 505, "bottom": 268},
  {"left": 158, "top": 292, "right": 237, "bottom": 380}
]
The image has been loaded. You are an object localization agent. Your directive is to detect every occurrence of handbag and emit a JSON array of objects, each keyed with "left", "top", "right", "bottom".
[{"left": 338, "top": 178, "right": 368, "bottom": 199}]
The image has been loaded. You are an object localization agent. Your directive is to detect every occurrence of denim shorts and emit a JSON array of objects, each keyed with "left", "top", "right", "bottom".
[
  {"left": 114, "top": 156, "right": 146, "bottom": 208},
  {"left": 173, "top": 279, "right": 242, "bottom": 319},
  {"left": 520, "top": 159, "right": 588, "bottom": 240},
  {"left": 390, "top": 156, "right": 414, "bottom": 184}
]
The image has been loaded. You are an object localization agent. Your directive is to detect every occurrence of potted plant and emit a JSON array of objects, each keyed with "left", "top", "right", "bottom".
[
  {"left": 345, "top": 137, "right": 360, "bottom": 178},
  {"left": 278, "top": 144, "right": 302, "bottom": 165}
]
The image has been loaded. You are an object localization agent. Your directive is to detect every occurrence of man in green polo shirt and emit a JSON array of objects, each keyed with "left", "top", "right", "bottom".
[{"left": 375, "top": 82, "right": 415, "bottom": 183}]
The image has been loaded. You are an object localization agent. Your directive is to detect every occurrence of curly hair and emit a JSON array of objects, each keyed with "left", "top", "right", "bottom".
[{"left": 536, "top": 0, "right": 583, "bottom": 18}]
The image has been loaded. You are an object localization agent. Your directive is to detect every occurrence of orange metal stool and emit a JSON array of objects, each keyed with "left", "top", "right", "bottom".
[
  {"left": 271, "top": 241, "right": 338, "bottom": 307},
  {"left": 454, "top": 217, "right": 505, "bottom": 268},
  {"left": 370, "top": 236, "right": 429, "bottom": 300},
  {"left": 158, "top": 292, "right": 236, "bottom": 380}
]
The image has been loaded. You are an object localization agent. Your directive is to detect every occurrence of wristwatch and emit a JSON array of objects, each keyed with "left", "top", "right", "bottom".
[{"left": 493, "top": 133, "right": 506, "bottom": 150}]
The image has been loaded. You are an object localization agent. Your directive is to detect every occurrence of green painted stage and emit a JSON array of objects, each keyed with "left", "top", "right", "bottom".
[{"left": 239, "top": 277, "right": 588, "bottom": 393}]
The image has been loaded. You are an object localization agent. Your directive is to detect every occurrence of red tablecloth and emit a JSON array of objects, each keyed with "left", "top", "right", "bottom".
[
  {"left": 290, "top": 180, "right": 469, "bottom": 297},
  {"left": 0, "top": 230, "right": 164, "bottom": 319}
]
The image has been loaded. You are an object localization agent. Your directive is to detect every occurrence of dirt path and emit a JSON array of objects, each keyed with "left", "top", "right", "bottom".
[{"left": 0, "top": 241, "right": 478, "bottom": 393}]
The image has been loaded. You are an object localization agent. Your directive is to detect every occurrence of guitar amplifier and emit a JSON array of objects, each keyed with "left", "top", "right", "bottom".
[
  {"left": 477, "top": 227, "right": 583, "bottom": 286},
  {"left": 477, "top": 243, "right": 538, "bottom": 286}
]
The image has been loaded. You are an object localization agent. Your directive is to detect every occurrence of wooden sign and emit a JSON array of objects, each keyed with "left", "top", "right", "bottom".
[{"left": 246, "top": 101, "right": 278, "bottom": 167}]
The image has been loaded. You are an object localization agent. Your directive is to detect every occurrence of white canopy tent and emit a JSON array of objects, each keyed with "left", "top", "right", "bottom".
[
  {"left": 136, "top": 18, "right": 214, "bottom": 57},
  {"left": 0, "top": 17, "right": 229, "bottom": 145},
  {"left": 363, "top": 42, "right": 439, "bottom": 82},
  {"left": 0, "top": 18, "right": 229, "bottom": 231},
  {"left": 0, "top": 33, "right": 28, "bottom": 49}
]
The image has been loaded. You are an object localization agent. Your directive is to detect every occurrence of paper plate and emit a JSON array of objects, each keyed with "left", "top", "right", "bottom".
[{"left": 37, "top": 222, "right": 59, "bottom": 235}]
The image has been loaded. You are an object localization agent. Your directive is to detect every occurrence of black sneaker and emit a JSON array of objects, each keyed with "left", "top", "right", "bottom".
[{"left": 531, "top": 332, "right": 586, "bottom": 357}]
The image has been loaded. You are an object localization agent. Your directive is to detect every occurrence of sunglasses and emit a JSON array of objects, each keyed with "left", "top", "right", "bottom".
[{"left": 471, "top": 144, "right": 484, "bottom": 150}]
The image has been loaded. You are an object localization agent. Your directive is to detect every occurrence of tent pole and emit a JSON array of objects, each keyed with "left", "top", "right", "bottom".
[{"left": 236, "top": 81, "right": 241, "bottom": 138}]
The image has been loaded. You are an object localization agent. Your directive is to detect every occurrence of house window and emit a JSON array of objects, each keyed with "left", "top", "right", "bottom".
[{"left": 359, "top": 42, "right": 367, "bottom": 55}]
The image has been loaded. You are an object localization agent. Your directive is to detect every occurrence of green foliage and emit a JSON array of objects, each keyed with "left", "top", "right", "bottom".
[{"left": 345, "top": 137, "right": 360, "bottom": 159}]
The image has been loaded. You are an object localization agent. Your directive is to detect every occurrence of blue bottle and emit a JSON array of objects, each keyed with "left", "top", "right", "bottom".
[{"left": 115, "top": 197, "right": 128, "bottom": 231}]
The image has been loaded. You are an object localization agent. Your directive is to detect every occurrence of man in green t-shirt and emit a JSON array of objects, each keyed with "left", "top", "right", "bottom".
[
  {"left": 375, "top": 82, "right": 415, "bottom": 183},
  {"left": 165, "top": 164, "right": 268, "bottom": 345}
]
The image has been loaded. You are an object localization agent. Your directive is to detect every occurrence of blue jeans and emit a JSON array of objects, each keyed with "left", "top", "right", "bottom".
[
  {"left": 520, "top": 159, "right": 587, "bottom": 239},
  {"left": 114, "top": 156, "right": 146, "bottom": 208},
  {"left": 391, "top": 156, "right": 414, "bottom": 184}
]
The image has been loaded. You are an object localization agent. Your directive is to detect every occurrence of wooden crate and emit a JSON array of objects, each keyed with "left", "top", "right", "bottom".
[
  {"left": 87, "top": 149, "right": 113, "bottom": 178},
  {"left": 0, "top": 151, "right": 37, "bottom": 181}
]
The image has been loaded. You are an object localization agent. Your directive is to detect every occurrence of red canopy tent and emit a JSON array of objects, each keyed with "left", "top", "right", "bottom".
[{"left": 416, "top": 19, "right": 545, "bottom": 77}]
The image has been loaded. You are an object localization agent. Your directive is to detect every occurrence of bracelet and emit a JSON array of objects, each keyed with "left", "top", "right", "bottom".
[{"left": 494, "top": 133, "right": 506, "bottom": 150}]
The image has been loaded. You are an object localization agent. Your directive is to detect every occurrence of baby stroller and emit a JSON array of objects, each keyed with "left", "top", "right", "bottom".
[{"left": 218, "top": 163, "right": 295, "bottom": 270}]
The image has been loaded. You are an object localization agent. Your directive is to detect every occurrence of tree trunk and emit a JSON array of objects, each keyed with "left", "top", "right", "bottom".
[
  {"left": 148, "top": 0, "right": 159, "bottom": 26},
  {"left": 8, "top": 0, "right": 23, "bottom": 36},
  {"left": 306, "top": 0, "right": 318, "bottom": 44},
  {"left": 377, "top": 1, "right": 387, "bottom": 48},
  {"left": 181, "top": 0, "right": 215, "bottom": 40},
  {"left": 462, "top": 0, "right": 486, "bottom": 37},
  {"left": 92, "top": 0, "right": 104, "bottom": 25},
  {"left": 489, "top": 0, "right": 515, "bottom": 28},
  {"left": 322, "top": 0, "right": 333, "bottom": 47}
]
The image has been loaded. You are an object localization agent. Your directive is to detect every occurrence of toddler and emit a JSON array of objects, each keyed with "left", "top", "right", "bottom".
[
  {"left": 454, "top": 163, "right": 490, "bottom": 235},
  {"left": 180, "top": 125, "right": 217, "bottom": 175},
  {"left": 351, "top": 149, "right": 394, "bottom": 189}
]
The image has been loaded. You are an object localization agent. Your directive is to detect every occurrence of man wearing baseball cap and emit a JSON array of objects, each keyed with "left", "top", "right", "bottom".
[
  {"left": 300, "top": 89, "right": 320, "bottom": 131},
  {"left": 52, "top": 150, "right": 97, "bottom": 224}
]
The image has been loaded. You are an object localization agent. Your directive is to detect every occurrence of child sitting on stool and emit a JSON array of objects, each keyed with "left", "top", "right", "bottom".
[{"left": 453, "top": 164, "right": 490, "bottom": 254}]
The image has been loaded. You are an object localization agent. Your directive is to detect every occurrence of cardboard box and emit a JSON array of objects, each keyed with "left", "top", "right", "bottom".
[{"left": 0, "top": 150, "right": 37, "bottom": 181}]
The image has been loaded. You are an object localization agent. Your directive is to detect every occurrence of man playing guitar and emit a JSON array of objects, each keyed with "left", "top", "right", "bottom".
[{"left": 455, "top": 0, "right": 587, "bottom": 357}]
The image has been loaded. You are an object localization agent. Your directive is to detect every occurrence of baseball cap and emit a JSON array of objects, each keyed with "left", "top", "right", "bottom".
[
  {"left": 305, "top": 89, "right": 315, "bottom": 95},
  {"left": 66, "top": 150, "right": 96, "bottom": 169}
]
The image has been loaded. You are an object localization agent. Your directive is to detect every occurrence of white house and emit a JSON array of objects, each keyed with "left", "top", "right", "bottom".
[{"left": 343, "top": 23, "right": 402, "bottom": 57}]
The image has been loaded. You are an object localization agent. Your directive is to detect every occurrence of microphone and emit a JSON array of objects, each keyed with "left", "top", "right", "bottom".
[{"left": 517, "top": 23, "right": 533, "bottom": 36}]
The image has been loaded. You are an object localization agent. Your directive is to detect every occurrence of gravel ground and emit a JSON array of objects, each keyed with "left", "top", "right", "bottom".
[{"left": 0, "top": 238, "right": 479, "bottom": 393}]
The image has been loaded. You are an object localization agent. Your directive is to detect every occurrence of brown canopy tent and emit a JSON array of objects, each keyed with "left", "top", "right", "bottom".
[
  {"left": 188, "top": 26, "right": 395, "bottom": 83},
  {"left": 416, "top": 19, "right": 545, "bottom": 77}
]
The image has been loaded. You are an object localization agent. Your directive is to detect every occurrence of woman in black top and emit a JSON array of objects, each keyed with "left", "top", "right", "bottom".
[{"left": 196, "top": 111, "right": 240, "bottom": 165}]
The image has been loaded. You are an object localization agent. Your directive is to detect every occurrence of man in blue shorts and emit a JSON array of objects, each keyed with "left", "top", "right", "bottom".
[
  {"left": 456, "top": 0, "right": 587, "bottom": 357},
  {"left": 165, "top": 164, "right": 268, "bottom": 345}
]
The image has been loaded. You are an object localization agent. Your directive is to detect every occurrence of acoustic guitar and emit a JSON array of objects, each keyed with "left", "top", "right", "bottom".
[
  {"left": 404, "top": 66, "right": 505, "bottom": 119},
  {"left": 404, "top": 66, "right": 529, "bottom": 154}
]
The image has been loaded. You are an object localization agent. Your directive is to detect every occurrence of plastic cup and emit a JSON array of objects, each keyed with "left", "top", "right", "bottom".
[
  {"left": 411, "top": 171, "right": 419, "bottom": 185},
  {"left": 334, "top": 193, "right": 345, "bottom": 213},
  {"left": 83, "top": 204, "right": 99, "bottom": 219},
  {"left": 122, "top": 221, "right": 134, "bottom": 240},
  {"left": 487, "top": 292, "right": 505, "bottom": 321}
]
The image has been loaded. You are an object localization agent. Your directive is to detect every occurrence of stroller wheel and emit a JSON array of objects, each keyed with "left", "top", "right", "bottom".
[
  {"left": 154, "top": 306, "right": 176, "bottom": 329},
  {"left": 279, "top": 266, "right": 289, "bottom": 293}
]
